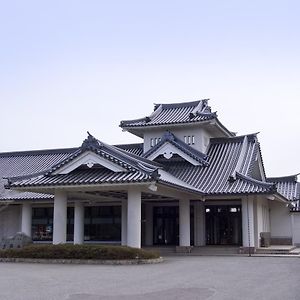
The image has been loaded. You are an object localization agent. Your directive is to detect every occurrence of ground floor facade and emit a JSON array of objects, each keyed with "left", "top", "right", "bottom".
[{"left": 2, "top": 187, "right": 297, "bottom": 250}]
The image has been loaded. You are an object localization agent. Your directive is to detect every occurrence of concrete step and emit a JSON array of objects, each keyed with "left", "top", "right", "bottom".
[
  {"left": 256, "top": 246, "right": 296, "bottom": 255},
  {"left": 143, "top": 247, "right": 176, "bottom": 255},
  {"left": 144, "top": 246, "right": 240, "bottom": 256},
  {"left": 191, "top": 246, "right": 240, "bottom": 255}
]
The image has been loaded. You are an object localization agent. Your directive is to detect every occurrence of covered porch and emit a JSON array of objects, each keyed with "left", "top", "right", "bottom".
[
  {"left": 17, "top": 186, "right": 271, "bottom": 252},
  {"left": 18, "top": 182, "right": 200, "bottom": 249}
]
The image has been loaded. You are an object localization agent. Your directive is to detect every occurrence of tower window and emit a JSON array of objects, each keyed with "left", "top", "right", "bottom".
[
  {"left": 150, "top": 138, "right": 154, "bottom": 147},
  {"left": 192, "top": 136, "right": 195, "bottom": 145}
]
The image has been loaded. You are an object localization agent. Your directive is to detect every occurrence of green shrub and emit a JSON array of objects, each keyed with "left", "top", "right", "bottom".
[{"left": 0, "top": 244, "right": 159, "bottom": 260}]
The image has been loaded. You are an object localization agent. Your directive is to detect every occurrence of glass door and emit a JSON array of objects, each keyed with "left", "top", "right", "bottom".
[{"left": 153, "top": 207, "right": 179, "bottom": 245}]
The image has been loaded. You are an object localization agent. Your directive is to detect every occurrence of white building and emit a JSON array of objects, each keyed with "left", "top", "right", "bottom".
[{"left": 0, "top": 100, "right": 299, "bottom": 252}]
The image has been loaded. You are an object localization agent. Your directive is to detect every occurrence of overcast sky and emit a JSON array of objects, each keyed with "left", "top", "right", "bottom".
[{"left": 0, "top": 1, "right": 299, "bottom": 177}]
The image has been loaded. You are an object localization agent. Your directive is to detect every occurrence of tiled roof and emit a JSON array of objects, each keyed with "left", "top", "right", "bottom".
[
  {"left": 143, "top": 131, "right": 209, "bottom": 166},
  {"left": 115, "top": 143, "right": 143, "bottom": 156},
  {"left": 2, "top": 133, "right": 292, "bottom": 201},
  {"left": 7, "top": 134, "right": 161, "bottom": 188},
  {"left": 120, "top": 100, "right": 217, "bottom": 128},
  {"left": 0, "top": 142, "right": 144, "bottom": 201},
  {"left": 7, "top": 134, "right": 202, "bottom": 196},
  {"left": 164, "top": 134, "right": 276, "bottom": 195},
  {"left": 267, "top": 175, "right": 300, "bottom": 211},
  {"left": 9, "top": 168, "right": 154, "bottom": 187},
  {"left": 0, "top": 148, "right": 76, "bottom": 201},
  {"left": 43, "top": 134, "right": 160, "bottom": 176}
]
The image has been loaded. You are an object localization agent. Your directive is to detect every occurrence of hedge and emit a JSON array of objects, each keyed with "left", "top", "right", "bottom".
[{"left": 0, "top": 244, "right": 160, "bottom": 260}]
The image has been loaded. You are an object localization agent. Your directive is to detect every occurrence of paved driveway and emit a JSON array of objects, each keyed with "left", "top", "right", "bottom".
[{"left": 0, "top": 256, "right": 299, "bottom": 300}]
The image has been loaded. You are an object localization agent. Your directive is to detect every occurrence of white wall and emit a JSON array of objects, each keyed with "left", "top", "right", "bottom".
[
  {"left": 292, "top": 213, "right": 300, "bottom": 246},
  {"left": 143, "top": 126, "right": 213, "bottom": 154},
  {"left": 0, "top": 205, "right": 21, "bottom": 239},
  {"left": 269, "top": 201, "right": 292, "bottom": 239}
]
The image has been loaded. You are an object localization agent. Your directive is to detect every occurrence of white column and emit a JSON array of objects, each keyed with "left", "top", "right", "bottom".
[
  {"left": 179, "top": 199, "right": 190, "bottom": 246},
  {"left": 121, "top": 200, "right": 127, "bottom": 246},
  {"left": 53, "top": 191, "right": 67, "bottom": 244},
  {"left": 194, "top": 201, "right": 205, "bottom": 246},
  {"left": 145, "top": 203, "right": 153, "bottom": 246},
  {"left": 127, "top": 187, "right": 141, "bottom": 248},
  {"left": 74, "top": 201, "right": 84, "bottom": 244},
  {"left": 242, "top": 197, "right": 255, "bottom": 248},
  {"left": 21, "top": 203, "right": 32, "bottom": 237}
]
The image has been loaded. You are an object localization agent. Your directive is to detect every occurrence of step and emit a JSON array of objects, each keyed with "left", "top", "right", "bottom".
[{"left": 256, "top": 246, "right": 296, "bottom": 255}]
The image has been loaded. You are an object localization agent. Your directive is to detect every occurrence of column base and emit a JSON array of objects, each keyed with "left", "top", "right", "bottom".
[{"left": 239, "top": 247, "right": 256, "bottom": 254}]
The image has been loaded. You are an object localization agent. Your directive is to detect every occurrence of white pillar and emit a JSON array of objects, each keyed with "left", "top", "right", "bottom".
[
  {"left": 121, "top": 200, "right": 127, "bottom": 246},
  {"left": 53, "top": 191, "right": 67, "bottom": 244},
  {"left": 21, "top": 203, "right": 32, "bottom": 237},
  {"left": 127, "top": 187, "right": 141, "bottom": 248},
  {"left": 145, "top": 203, "right": 153, "bottom": 246},
  {"left": 74, "top": 201, "right": 84, "bottom": 244},
  {"left": 242, "top": 197, "right": 255, "bottom": 248},
  {"left": 179, "top": 199, "right": 190, "bottom": 246},
  {"left": 194, "top": 201, "right": 205, "bottom": 246}
]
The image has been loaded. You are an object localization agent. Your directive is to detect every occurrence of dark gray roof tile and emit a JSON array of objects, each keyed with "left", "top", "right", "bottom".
[
  {"left": 267, "top": 175, "right": 300, "bottom": 211},
  {"left": 120, "top": 100, "right": 216, "bottom": 128}
]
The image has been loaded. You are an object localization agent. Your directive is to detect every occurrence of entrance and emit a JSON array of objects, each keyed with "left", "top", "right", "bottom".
[
  {"left": 205, "top": 205, "right": 242, "bottom": 245},
  {"left": 153, "top": 207, "right": 179, "bottom": 245}
]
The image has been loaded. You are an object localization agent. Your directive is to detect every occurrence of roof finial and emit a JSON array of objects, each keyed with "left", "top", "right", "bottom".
[{"left": 81, "top": 131, "right": 101, "bottom": 149}]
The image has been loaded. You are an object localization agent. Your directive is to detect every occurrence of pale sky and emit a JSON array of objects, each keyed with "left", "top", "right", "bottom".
[{"left": 0, "top": 0, "right": 299, "bottom": 177}]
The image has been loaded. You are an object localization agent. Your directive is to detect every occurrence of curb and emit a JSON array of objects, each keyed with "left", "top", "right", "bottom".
[{"left": 0, "top": 257, "right": 163, "bottom": 265}]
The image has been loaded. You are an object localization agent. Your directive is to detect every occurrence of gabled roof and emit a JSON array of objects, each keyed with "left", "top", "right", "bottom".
[
  {"left": 164, "top": 134, "right": 277, "bottom": 196},
  {"left": 5, "top": 134, "right": 203, "bottom": 196},
  {"left": 0, "top": 148, "right": 76, "bottom": 201},
  {"left": 120, "top": 99, "right": 235, "bottom": 135},
  {"left": 45, "top": 133, "right": 160, "bottom": 176},
  {"left": 267, "top": 174, "right": 300, "bottom": 211},
  {"left": 120, "top": 100, "right": 214, "bottom": 128},
  {"left": 143, "top": 131, "right": 209, "bottom": 166},
  {"left": 7, "top": 133, "right": 161, "bottom": 188},
  {"left": 1, "top": 133, "right": 294, "bottom": 201},
  {"left": 0, "top": 141, "right": 144, "bottom": 201}
]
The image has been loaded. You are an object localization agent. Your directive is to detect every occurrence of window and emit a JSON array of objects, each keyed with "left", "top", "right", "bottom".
[
  {"left": 150, "top": 138, "right": 154, "bottom": 147},
  {"left": 151, "top": 137, "right": 161, "bottom": 147},
  {"left": 184, "top": 135, "right": 195, "bottom": 145},
  {"left": 84, "top": 206, "right": 121, "bottom": 241}
]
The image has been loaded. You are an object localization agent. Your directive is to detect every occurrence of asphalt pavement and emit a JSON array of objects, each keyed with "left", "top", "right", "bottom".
[{"left": 0, "top": 256, "right": 299, "bottom": 300}]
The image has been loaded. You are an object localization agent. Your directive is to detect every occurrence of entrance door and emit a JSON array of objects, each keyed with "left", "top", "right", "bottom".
[
  {"left": 205, "top": 205, "right": 242, "bottom": 245},
  {"left": 153, "top": 207, "right": 179, "bottom": 245}
]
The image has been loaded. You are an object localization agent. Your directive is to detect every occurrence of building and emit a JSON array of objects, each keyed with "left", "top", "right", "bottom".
[{"left": 0, "top": 100, "right": 299, "bottom": 252}]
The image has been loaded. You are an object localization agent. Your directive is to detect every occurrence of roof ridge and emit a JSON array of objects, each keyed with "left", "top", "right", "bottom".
[
  {"left": 210, "top": 133, "right": 258, "bottom": 144},
  {"left": 0, "top": 147, "right": 78, "bottom": 157},
  {"left": 156, "top": 100, "right": 203, "bottom": 109},
  {"left": 231, "top": 136, "right": 248, "bottom": 178},
  {"left": 267, "top": 174, "right": 300, "bottom": 182},
  {"left": 115, "top": 143, "right": 143, "bottom": 148},
  {"left": 236, "top": 172, "right": 276, "bottom": 189}
]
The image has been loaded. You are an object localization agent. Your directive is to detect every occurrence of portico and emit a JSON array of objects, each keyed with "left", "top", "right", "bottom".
[{"left": 18, "top": 186, "right": 260, "bottom": 252}]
